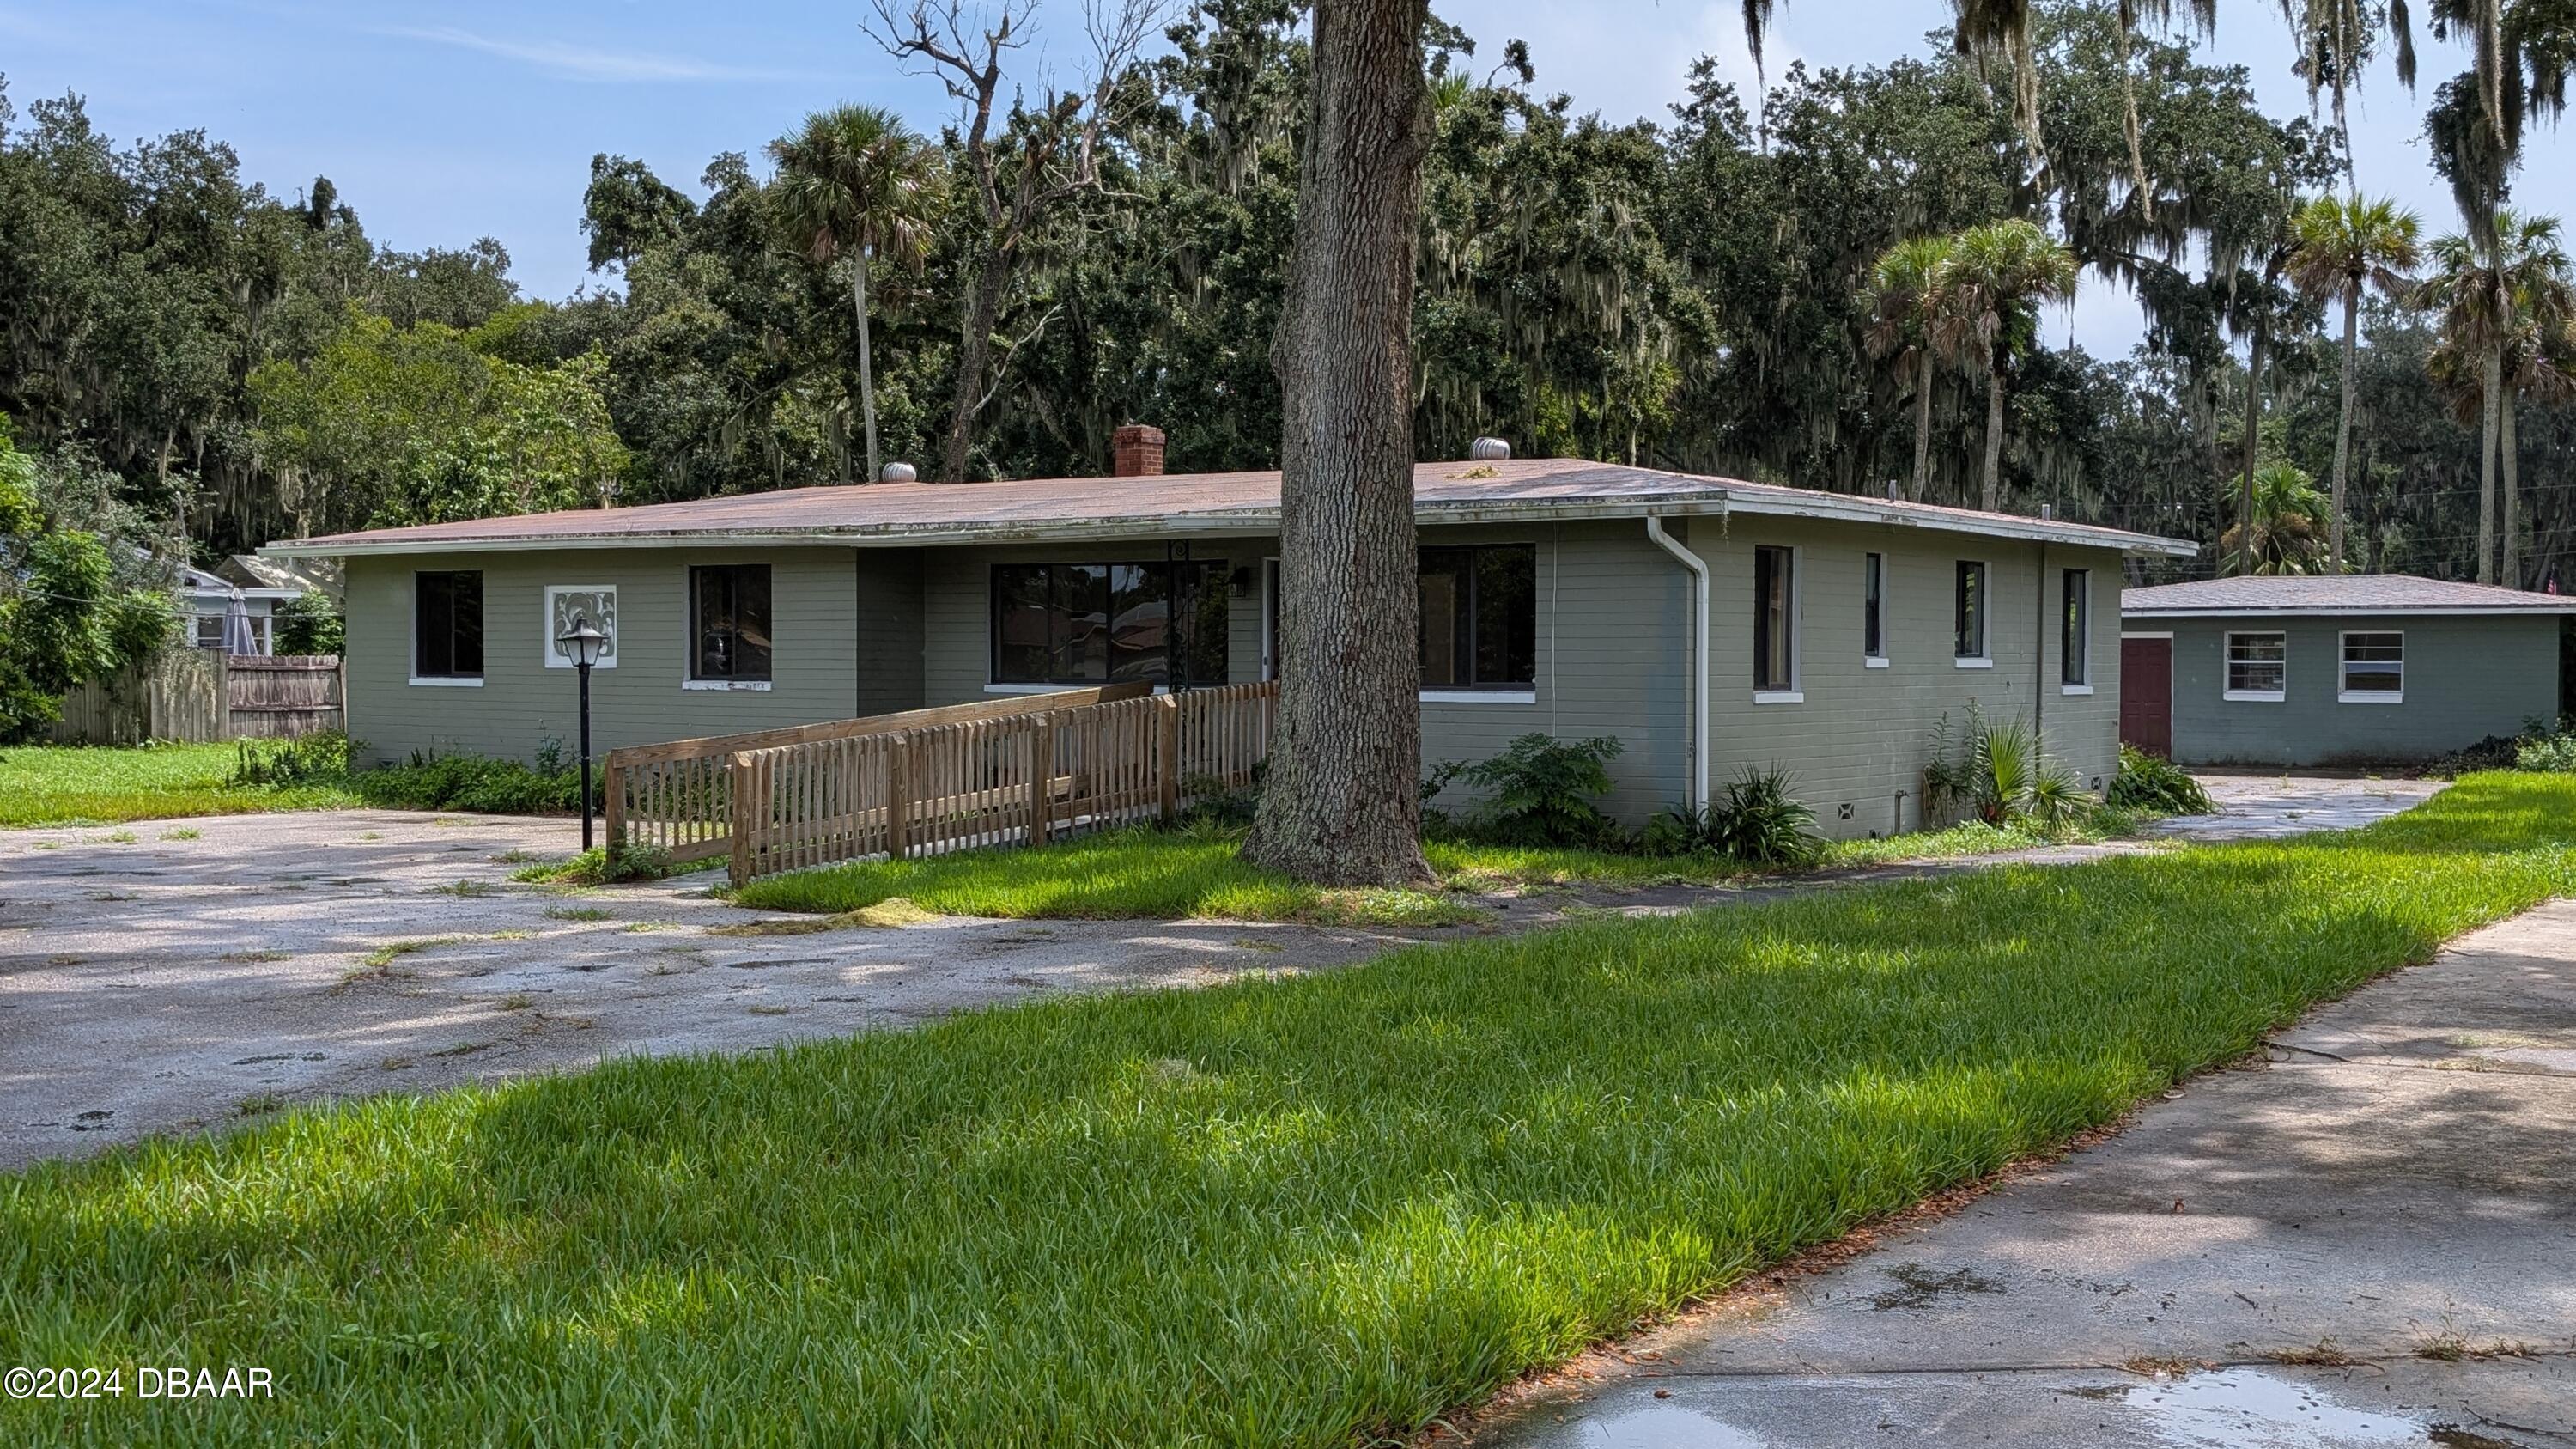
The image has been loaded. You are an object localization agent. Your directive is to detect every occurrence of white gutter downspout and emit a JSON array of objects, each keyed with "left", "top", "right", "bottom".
[{"left": 1645, "top": 514, "right": 1710, "bottom": 813}]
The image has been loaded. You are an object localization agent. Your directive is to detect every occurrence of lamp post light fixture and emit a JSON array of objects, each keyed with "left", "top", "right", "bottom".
[{"left": 557, "top": 614, "right": 611, "bottom": 851}]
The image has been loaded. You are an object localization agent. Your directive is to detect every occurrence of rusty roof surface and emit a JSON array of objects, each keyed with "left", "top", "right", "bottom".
[
  {"left": 2123, "top": 574, "right": 2576, "bottom": 615},
  {"left": 266, "top": 457, "right": 2193, "bottom": 557}
]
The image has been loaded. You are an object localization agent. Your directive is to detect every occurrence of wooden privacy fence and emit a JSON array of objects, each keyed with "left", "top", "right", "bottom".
[
  {"left": 49, "top": 652, "right": 342, "bottom": 744},
  {"left": 602, "top": 679, "right": 1280, "bottom": 886}
]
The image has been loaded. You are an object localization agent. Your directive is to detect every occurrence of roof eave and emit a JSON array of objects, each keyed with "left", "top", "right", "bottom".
[
  {"left": 1717, "top": 490, "right": 2196, "bottom": 557},
  {"left": 2124, "top": 603, "right": 2576, "bottom": 618}
]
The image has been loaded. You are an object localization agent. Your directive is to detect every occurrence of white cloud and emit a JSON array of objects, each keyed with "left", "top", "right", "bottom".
[{"left": 377, "top": 25, "right": 814, "bottom": 84}]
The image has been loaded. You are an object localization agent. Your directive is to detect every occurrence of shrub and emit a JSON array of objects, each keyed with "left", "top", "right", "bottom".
[
  {"left": 2106, "top": 745, "right": 2214, "bottom": 814},
  {"left": 1450, "top": 734, "right": 1625, "bottom": 847},
  {"left": 1923, "top": 709, "right": 2100, "bottom": 830},
  {"left": 1174, "top": 764, "right": 1263, "bottom": 831},
  {"left": 1645, "top": 768, "right": 1823, "bottom": 867},
  {"left": 515, "top": 842, "right": 674, "bottom": 884},
  {"left": 272, "top": 590, "right": 343, "bottom": 654},
  {"left": 228, "top": 728, "right": 355, "bottom": 788},
  {"left": 351, "top": 750, "right": 589, "bottom": 814},
  {"left": 2515, "top": 733, "right": 2576, "bottom": 773}
]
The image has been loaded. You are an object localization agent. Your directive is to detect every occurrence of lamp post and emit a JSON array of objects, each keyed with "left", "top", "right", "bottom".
[{"left": 557, "top": 614, "right": 610, "bottom": 851}]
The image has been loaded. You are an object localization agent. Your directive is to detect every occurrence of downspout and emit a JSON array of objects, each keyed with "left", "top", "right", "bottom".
[{"left": 1646, "top": 514, "right": 1710, "bottom": 813}]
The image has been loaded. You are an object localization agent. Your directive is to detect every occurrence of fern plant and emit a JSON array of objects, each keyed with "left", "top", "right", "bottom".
[{"left": 1454, "top": 734, "right": 1625, "bottom": 847}]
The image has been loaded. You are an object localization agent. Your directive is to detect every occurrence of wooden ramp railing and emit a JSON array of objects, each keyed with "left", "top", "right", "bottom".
[{"left": 602, "top": 679, "right": 1279, "bottom": 884}]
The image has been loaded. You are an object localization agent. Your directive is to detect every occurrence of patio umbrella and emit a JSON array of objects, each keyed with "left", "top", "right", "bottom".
[{"left": 221, "top": 590, "right": 260, "bottom": 656}]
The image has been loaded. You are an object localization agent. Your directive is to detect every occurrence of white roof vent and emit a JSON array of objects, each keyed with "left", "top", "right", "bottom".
[
  {"left": 1467, "top": 436, "right": 1510, "bottom": 461},
  {"left": 878, "top": 460, "right": 919, "bottom": 484}
]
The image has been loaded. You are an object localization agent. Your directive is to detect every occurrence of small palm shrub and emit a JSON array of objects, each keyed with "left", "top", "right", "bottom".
[
  {"left": 1449, "top": 734, "right": 1625, "bottom": 847},
  {"left": 2106, "top": 745, "right": 2214, "bottom": 814},
  {"left": 1923, "top": 710, "right": 2102, "bottom": 831},
  {"left": 1646, "top": 769, "right": 1822, "bottom": 867}
]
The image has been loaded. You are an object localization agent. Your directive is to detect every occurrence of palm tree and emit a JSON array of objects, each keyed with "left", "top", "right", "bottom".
[
  {"left": 2420, "top": 211, "right": 2575, "bottom": 584},
  {"left": 768, "top": 106, "right": 941, "bottom": 485},
  {"left": 2218, "top": 462, "right": 2331, "bottom": 575},
  {"left": 2287, "top": 194, "right": 2421, "bottom": 572},
  {"left": 1935, "top": 219, "right": 2077, "bottom": 513},
  {"left": 1863, "top": 234, "right": 1959, "bottom": 503}
]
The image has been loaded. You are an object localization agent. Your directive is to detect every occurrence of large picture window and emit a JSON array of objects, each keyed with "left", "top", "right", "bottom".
[
  {"left": 1419, "top": 545, "right": 1536, "bottom": 690},
  {"left": 2061, "top": 569, "right": 2090, "bottom": 685},
  {"left": 2225, "top": 631, "right": 2287, "bottom": 700},
  {"left": 690, "top": 564, "right": 773, "bottom": 683},
  {"left": 1753, "top": 545, "right": 1797, "bottom": 694},
  {"left": 413, "top": 571, "right": 483, "bottom": 680},
  {"left": 2340, "top": 631, "right": 2403, "bottom": 702},
  {"left": 1954, "top": 561, "right": 1989, "bottom": 661},
  {"left": 990, "top": 560, "right": 1227, "bottom": 686}
]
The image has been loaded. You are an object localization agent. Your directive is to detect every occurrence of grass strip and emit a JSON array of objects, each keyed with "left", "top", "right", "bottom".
[
  {"left": 0, "top": 744, "right": 359, "bottom": 828},
  {"left": 3, "top": 774, "right": 2566, "bottom": 1446}
]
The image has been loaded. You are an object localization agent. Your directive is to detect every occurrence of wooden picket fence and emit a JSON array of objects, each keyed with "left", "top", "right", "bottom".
[
  {"left": 49, "top": 652, "right": 341, "bottom": 744},
  {"left": 601, "top": 679, "right": 1279, "bottom": 886},
  {"left": 225, "top": 655, "right": 343, "bottom": 739}
]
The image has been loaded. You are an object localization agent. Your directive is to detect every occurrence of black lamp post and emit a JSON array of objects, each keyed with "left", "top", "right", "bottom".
[{"left": 557, "top": 614, "right": 610, "bottom": 850}]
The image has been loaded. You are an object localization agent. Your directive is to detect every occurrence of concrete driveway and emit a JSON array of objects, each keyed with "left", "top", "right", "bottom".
[
  {"left": 0, "top": 809, "right": 1439, "bottom": 1172},
  {"left": 1464, "top": 900, "right": 2576, "bottom": 1449}
]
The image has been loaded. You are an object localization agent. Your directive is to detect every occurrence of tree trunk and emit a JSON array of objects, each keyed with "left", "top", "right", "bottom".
[
  {"left": 2239, "top": 329, "right": 2263, "bottom": 577},
  {"left": 2328, "top": 278, "right": 2359, "bottom": 572},
  {"left": 1979, "top": 345, "right": 2004, "bottom": 512},
  {"left": 1909, "top": 350, "right": 1933, "bottom": 502},
  {"left": 852, "top": 258, "right": 880, "bottom": 484},
  {"left": 2501, "top": 383, "right": 2521, "bottom": 588},
  {"left": 939, "top": 246, "right": 1012, "bottom": 484},
  {"left": 1242, "top": 0, "right": 1435, "bottom": 888},
  {"left": 2477, "top": 338, "right": 2500, "bottom": 584}
]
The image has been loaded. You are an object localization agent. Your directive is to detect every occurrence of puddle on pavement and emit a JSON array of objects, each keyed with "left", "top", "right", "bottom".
[
  {"left": 2119, "top": 1368, "right": 2441, "bottom": 1447},
  {"left": 1574, "top": 1403, "right": 1765, "bottom": 1449}
]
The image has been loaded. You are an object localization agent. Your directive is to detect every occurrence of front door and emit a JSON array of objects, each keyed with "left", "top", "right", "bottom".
[{"left": 2120, "top": 636, "right": 2172, "bottom": 757}]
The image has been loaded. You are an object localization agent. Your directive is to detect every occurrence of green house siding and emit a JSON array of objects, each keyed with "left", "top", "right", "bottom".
[{"left": 2149, "top": 613, "right": 2561, "bottom": 767}]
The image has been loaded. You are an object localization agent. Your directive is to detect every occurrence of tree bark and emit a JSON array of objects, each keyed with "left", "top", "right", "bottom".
[
  {"left": 2501, "top": 383, "right": 2521, "bottom": 588},
  {"left": 2239, "top": 328, "right": 2263, "bottom": 577},
  {"left": 940, "top": 246, "right": 1012, "bottom": 484},
  {"left": 1242, "top": 0, "right": 1436, "bottom": 887},
  {"left": 2328, "top": 278, "right": 2359, "bottom": 572},
  {"left": 1979, "top": 345, "right": 2005, "bottom": 512},
  {"left": 1910, "top": 350, "right": 1934, "bottom": 502},
  {"left": 2477, "top": 338, "right": 2500, "bottom": 584},
  {"left": 853, "top": 258, "right": 880, "bottom": 484}
]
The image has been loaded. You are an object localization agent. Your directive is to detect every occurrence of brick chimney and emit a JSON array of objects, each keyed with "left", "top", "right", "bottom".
[{"left": 1110, "top": 423, "right": 1166, "bottom": 478}]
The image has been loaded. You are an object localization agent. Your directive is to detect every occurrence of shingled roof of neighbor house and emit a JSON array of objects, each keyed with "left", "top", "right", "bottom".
[
  {"left": 264, "top": 457, "right": 2196, "bottom": 559},
  {"left": 2123, "top": 574, "right": 2576, "bottom": 616}
]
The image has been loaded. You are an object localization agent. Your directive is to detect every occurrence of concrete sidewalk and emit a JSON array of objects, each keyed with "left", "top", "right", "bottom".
[{"left": 1469, "top": 900, "right": 2576, "bottom": 1448}]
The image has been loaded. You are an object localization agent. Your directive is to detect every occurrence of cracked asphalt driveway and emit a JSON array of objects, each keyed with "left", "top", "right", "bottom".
[{"left": 1466, "top": 899, "right": 2576, "bottom": 1448}]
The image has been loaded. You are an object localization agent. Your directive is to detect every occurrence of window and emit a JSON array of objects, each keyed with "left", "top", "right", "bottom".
[
  {"left": 690, "top": 564, "right": 773, "bottom": 683},
  {"left": 1862, "top": 552, "right": 1886, "bottom": 663},
  {"left": 989, "top": 560, "right": 1226, "bottom": 686},
  {"left": 2225, "top": 631, "right": 2287, "bottom": 700},
  {"left": 2341, "top": 631, "right": 2403, "bottom": 702},
  {"left": 2061, "top": 569, "right": 2090, "bottom": 686},
  {"left": 1954, "top": 561, "right": 1989, "bottom": 662},
  {"left": 413, "top": 571, "right": 483, "bottom": 680},
  {"left": 1419, "top": 545, "right": 1536, "bottom": 690},
  {"left": 1753, "top": 545, "right": 1798, "bottom": 695},
  {"left": 193, "top": 614, "right": 225, "bottom": 651}
]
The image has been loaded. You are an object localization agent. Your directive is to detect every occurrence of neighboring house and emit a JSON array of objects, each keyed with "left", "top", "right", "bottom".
[
  {"left": 2120, "top": 575, "right": 2576, "bottom": 767},
  {"left": 264, "top": 441, "right": 2192, "bottom": 838},
  {"left": 178, "top": 563, "right": 297, "bottom": 655}
]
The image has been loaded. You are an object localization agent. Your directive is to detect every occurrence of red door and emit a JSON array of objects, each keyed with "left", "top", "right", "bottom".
[{"left": 2120, "top": 636, "right": 2172, "bottom": 757}]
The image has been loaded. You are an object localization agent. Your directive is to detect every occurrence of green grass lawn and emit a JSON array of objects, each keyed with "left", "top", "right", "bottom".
[
  {"left": 0, "top": 743, "right": 360, "bottom": 827},
  {"left": 6, "top": 775, "right": 2561, "bottom": 1446}
]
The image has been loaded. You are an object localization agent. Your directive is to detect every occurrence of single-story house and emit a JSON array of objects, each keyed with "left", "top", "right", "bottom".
[
  {"left": 2119, "top": 575, "right": 2576, "bottom": 767},
  {"left": 264, "top": 440, "right": 2194, "bottom": 837},
  {"left": 178, "top": 562, "right": 298, "bottom": 655}
]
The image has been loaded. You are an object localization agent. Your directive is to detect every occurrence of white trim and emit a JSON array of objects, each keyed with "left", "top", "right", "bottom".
[
  {"left": 1954, "top": 656, "right": 1994, "bottom": 670},
  {"left": 682, "top": 679, "right": 773, "bottom": 692},
  {"left": 1644, "top": 516, "right": 1710, "bottom": 813},
  {"left": 2223, "top": 689, "right": 2286, "bottom": 703},
  {"left": 2061, "top": 567, "right": 2092, "bottom": 688},
  {"left": 1953, "top": 558, "right": 1990, "bottom": 663},
  {"left": 2119, "top": 630, "right": 2175, "bottom": 640},
  {"left": 2127, "top": 604, "right": 2576, "bottom": 618},
  {"left": 2223, "top": 629, "right": 2288, "bottom": 701},
  {"left": 1753, "top": 542, "right": 1801, "bottom": 697},
  {"left": 1421, "top": 689, "right": 1537, "bottom": 704},
  {"left": 2337, "top": 629, "right": 2404, "bottom": 706},
  {"left": 408, "top": 675, "right": 483, "bottom": 687},
  {"left": 1753, "top": 690, "right": 1805, "bottom": 705},
  {"left": 2061, "top": 684, "right": 2095, "bottom": 697},
  {"left": 1864, "top": 656, "right": 1891, "bottom": 669},
  {"left": 2337, "top": 691, "right": 2405, "bottom": 704}
]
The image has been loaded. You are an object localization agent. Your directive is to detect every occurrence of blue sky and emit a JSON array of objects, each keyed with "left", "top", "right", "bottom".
[{"left": 0, "top": 0, "right": 2559, "bottom": 355}]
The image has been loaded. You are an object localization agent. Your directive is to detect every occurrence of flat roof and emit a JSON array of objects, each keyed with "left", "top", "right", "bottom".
[
  {"left": 264, "top": 457, "right": 2197, "bottom": 560},
  {"left": 2123, "top": 575, "right": 2576, "bottom": 617}
]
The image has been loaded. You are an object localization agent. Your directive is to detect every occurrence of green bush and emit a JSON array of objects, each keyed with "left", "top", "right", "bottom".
[
  {"left": 2514, "top": 733, "right": 2576, "bottom": 773},
  {"left": 352, "top": 750, "right": 589, "bottom": 814},
  {"left": 1923, "top": 709, "right": 2101, "bottom": 829},
  {"left": 226, "top": 728, "right": 355, "bottom": 788},
  {"left": 514, "top": 842, "right": 675, "bottom": 884},
  {"left": 2106, "top": 745, "right": 2215, "bottom": 814},
  {"left": 1646, "top": 768, "right": 1823, "bottom": 867},
  {"left": 1446, "top": 734, "right": 1625, "bottom": 847},
  {"left": 272, "top": 590, "right": 343, "bottom": 654}
]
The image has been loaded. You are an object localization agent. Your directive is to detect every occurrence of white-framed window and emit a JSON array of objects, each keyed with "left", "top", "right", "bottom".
[
  {"left": 689, "top": 563, "right": 775, "bottom": 689},
  {"left": 2225, "top": 631, "right": 2287, "bottom": 701},
  {"left": 2339, "top": 631, "right": 2403, "bottom": 703},
  {"left": 2060, "top": 568, "right": 2091, "bottom": 691},
  {"left": 1953, "top": 560, "right": 1990, "bottom": 666},
  {"left": 1753, "top": 544, "right": 1801, "bottom": 702},
  {"left": 412, "top": 570, "right": 484, "bottom": 684},
  {"left": 1862, "top": 551, "right": 1887, "bottom": 666}
]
